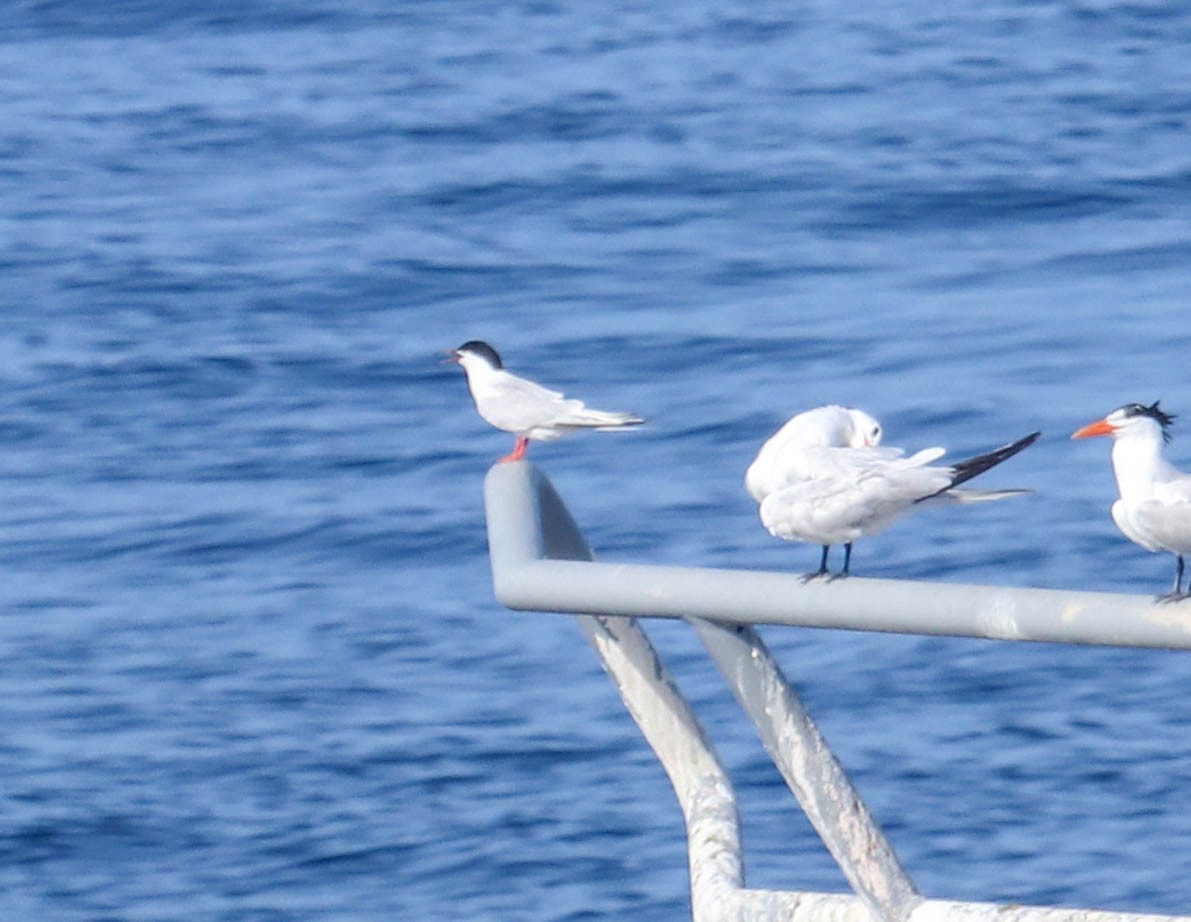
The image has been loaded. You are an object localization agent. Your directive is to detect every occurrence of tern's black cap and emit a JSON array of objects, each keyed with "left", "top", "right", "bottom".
[
  {"left": 456, "top": 341, "right": 502, "bottom": 368},
  {"left": 1122, "top": 401, "right": 1176, "bottom": 441}
]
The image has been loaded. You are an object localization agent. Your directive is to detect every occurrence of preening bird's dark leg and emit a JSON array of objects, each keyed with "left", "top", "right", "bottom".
[
  {"left": 801, "top": 545, "right": 831, "bottom": 583},
  {"left": 826, "top": 542, "right": 853, "bottom": 582},
  {"left": 1157, "top": 554, "right": 1187, "bottom": 603}
]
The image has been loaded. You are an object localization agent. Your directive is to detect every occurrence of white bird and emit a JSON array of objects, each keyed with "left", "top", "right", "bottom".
[
  {"left": 747, "top": 405, "right": 1040, "bottom": 578},
  {"left": 1072, "top": 401, "right": 1191, "bottom": 601},
  {"left": 746, "top": 405, "right": 885, "bottom": 502},
  {"left": 448, "top": 340, "right": 644, "bottom": 462}
]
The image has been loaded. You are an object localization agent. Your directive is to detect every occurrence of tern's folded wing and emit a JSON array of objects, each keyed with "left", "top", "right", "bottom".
[
  {"left": 759, "top": 460, "right": 953, "bottom": 544},
  {"left": 481, "top": 374, "right": 577, "bottom": 432},
  {"left": 1133, "top": 499, "right": 1191, "bottom": 554}
]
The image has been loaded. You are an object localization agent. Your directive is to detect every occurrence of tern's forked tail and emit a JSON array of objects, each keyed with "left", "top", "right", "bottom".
[
  {"left": 942, "top": 487, "right": 1033, "bottom": 503},
  {"left": 557, "top": 409, "right": 646, "bottom": 431},
  {"left": 915, "top": 430, "right": 1041, "bottom": 503}
]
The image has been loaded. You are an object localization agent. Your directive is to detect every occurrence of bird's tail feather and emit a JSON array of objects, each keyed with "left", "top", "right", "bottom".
[
  {"left": 557, "top": 410, "right": 645, "bottom": 430},
  {"left": 944, "top": 487, "right": 1033, "bottom": 503},
  {"left": 949, "top": 431, "right": 1040, "bottom": 488},
  {"left": 915, "top": 430, "right": 1040, "bottom": 503}
]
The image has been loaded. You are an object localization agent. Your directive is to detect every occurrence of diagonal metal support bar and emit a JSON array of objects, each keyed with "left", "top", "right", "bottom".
[
  {"left": 482, "top": 461, "right": 1191, "bottom": 922},
  {"left": 689, "top": 617, "right": 919, "bottom": 922},
  {"left": 574, "top": 614, "right": 747, "bottom": 920},
  {"left": 497, "top": 476, "right": 747, "bottom": 914},
  {"left": 488, "top": 465, "right": 747, "bottom": 917},
  {"left": 485, "top": 460, "right": 916, "bottom": 920}
]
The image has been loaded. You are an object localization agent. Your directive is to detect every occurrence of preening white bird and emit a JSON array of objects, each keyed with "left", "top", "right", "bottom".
[
  {"left": 746, "top": 405, "right": 885, "bottom": 503},
  {"left": 448, "top": 340, "right": 644, "bottom": 462},
  {"left": 747, "top": 405, "right": 1040, "bottom": 578},
  {"left": 1072, "top": 401, "right": 1191, "bottom": 601}
]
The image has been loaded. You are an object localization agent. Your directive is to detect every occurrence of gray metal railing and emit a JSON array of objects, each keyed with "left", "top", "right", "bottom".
[{"left": 483, "top": 461, "right": 1191, "bottom": 922}]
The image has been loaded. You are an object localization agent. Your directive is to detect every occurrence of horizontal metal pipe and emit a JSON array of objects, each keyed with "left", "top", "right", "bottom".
[
  {"left": 484, "top": 462, "right": 1191, "bottom": 651},
  {"left": 724, "top": 890, "right": 1191, "bottom": 922}
]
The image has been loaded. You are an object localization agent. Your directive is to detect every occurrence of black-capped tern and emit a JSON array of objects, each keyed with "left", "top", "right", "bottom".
[{"left": 448, "top": 340, "right": 644, "bottom": 462}]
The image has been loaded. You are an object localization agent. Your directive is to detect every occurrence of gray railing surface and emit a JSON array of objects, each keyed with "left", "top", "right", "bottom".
[{"left": 483, "top": 461, "right": 1191, "bottom": 922}]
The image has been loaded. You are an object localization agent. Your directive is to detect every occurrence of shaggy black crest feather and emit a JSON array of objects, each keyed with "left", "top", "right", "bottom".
[{"left": 1123, "top": 401, "right": 1176, "bottom": 442}]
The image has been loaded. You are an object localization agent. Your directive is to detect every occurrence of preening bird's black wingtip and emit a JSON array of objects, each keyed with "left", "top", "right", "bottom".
[
  {"left": 913, "top": 429, "right": 1040, "bottom": 504},
  {"left": 947, "top": 428, "right": 1041, "bottom": 490},
  {"left": 996, "top": 430, "right": 1042, "bottom": 456}
]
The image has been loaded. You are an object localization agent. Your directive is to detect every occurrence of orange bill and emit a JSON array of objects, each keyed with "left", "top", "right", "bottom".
[{"left": 1071, "top": 419, "right": 1114, "bottom": 439}]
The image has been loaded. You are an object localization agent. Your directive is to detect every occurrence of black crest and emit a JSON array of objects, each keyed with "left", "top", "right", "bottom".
[
  {"left": 1124, "top": 400, "right": 1177, "bottom": 442},
  {"left": 457, "top": 340, "right": 502, "bottom": 368}
]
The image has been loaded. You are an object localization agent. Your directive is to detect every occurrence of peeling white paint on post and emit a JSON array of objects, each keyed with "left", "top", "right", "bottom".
[
  {"left": 690, "top": 617, "right": 919, "bottom": 922},
  {"left": 725, "top": 893, "right": 1191, "bottom": 922},
  {"left": 484, "top": 463, "right": 747, "bottom": 918},
  {"left": 910, "top": 899, "right": 1191, "bottom": 922},
  {"left": 577, "top": 613, "right": 746, "bottom": 921},
  {"left": 482, "top": 462, "right": 1191, "bottom": 922}
]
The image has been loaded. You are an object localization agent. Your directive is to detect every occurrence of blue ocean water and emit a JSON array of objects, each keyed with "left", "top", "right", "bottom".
[{"left": 2, "top": 2, "right": 1191, "bottom": 919}]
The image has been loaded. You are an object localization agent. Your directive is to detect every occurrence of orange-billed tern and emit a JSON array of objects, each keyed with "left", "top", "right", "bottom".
[{"left": 1073, "top": 401, "right": 1191, "bottom": 601}]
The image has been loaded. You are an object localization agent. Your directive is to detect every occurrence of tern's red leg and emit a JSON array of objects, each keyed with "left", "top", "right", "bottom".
[{"left": 499, "top": 437, "right": 530, "bottom": 463}]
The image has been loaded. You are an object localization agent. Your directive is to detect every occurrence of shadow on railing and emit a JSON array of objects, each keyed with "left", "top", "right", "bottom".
[{"left": 483, "top": 461, "right": 1191, "bottom": 922}]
